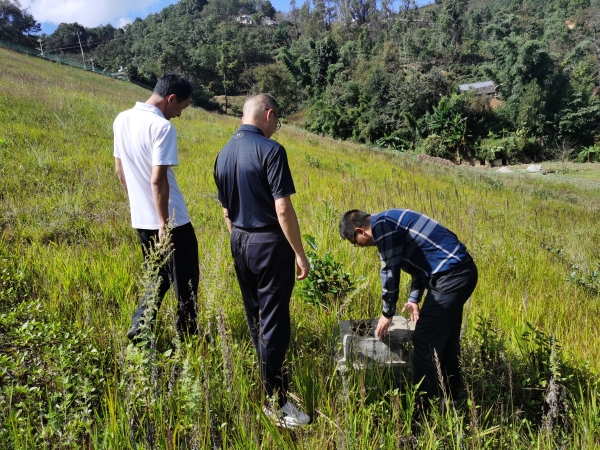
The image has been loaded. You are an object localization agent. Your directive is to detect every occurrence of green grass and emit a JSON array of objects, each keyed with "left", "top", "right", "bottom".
[{"left": 1, "top": 47, "right": 600, "bottom": 448}]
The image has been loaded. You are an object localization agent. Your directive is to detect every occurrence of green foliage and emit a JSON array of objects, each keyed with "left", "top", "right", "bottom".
[
  {"left": 568, "top": 262, "right": 600, "bottom": 295},
  {"left": 420, "top": 133, "right": 448, "bottom": 158},
  {"left": 4, "top": 43, "right": 600, "bottom": 448},
  {"left": 0, "top": 258, "right": 29, "bottom": 307},
  {"left": 305, "top": 153, "right": 321, "bottom": 168},
  {"left": 0, "top": 0, "right": 40, "bottom": 44},
  {"left": 298, "top": 235, "right": 358, "bottom": 307},
  {"left": 465, "top": 317, "right": 583, "bottom": 427},
  {"left": 3, "top": 0, "right": 600, "bottom": 162},
  {"left": 0, "top": 301, "right": 106, "bottom": 447},
  {"left": 251, "top": 63, "right": 298, "bottom": 113},
  {"left": 575, "top": 145, "right": 600, "bottom": 163}
]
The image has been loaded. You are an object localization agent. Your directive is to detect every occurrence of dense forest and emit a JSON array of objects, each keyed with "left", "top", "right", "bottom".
[{"left": 3, "top": 0, "right": 600, "bottom": 162}]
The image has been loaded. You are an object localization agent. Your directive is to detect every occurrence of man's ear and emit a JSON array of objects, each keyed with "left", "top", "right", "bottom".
[{"left": 166, "top": 93, "right": 177, "bottom": 104}]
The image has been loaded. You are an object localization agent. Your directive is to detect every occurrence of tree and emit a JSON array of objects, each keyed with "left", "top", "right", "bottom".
[
  {"left": 252, "top": 63, "right": 299, "bottom": 113},
  {"left": 308, "top": 35, "right": 338, "bottom": 94},
  {"left": 259, "top": 0, "right": 276, "bottom": 18},
  {"left": 0, "top": 0, "right": 40, "bottom": 44},
  {"left": 517, "top": 79, "right": 546, "bottom": 138},
  {"left": 217, "top": 40, "right": 241, "bottom": 111},
  {"left": 339, "top": 0, "right": 376, "bottom": 26},
  {"left": 45, "top": 23, "right": 87, "bottom": 54},
  {"left": 438, "top": 0, "right": 468, "bottom": 53}
]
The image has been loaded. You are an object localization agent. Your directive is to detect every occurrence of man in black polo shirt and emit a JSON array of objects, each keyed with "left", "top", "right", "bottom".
[{"left": 214, "top": 93, "right": 311, "bottom": 428}]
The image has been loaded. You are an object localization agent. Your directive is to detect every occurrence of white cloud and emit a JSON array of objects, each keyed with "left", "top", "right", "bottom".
[{"left": 20, "top": 0, "right": 167, "bottom": 28}]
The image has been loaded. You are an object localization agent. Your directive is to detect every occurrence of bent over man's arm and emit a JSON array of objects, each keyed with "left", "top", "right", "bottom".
[
  {"left": 275, "top": 196, "right": 310, "bottom": 280},
  {"left": 151, "top": 165, "right": 170, "bottom": 239}
]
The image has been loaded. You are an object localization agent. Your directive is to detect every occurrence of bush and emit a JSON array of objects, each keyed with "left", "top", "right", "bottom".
[
  {"left": 298, "top": 235, "right": 359, "bottom": 307},
  {"left": 575, "top": 145, "right": 600, "bottom": 163},
  {"left": 420, "top": 134, "right": 452, "bottom": 159}
]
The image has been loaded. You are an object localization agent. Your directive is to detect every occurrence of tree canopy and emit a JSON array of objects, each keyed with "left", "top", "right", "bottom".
[{"left": 7, "top": 0, "right": 600, "bottom": 161}]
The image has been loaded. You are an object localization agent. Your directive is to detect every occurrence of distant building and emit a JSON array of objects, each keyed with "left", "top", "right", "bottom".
[
  {"left": 236, "top": 15, "right": 254, "bottom": 25},
  {"left": 458, "top": 80, "right": 499, "bottom": 96},
  {"left": 261, "top": 17, "right": 279, "bottom": 26}
]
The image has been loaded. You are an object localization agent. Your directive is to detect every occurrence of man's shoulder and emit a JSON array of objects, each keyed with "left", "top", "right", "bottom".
[
  {"left": 220, "top": 130, "right": 283, "bottom": 156},
  {"left": 115, "top": 105, "right": 171, "bottom": 128}
]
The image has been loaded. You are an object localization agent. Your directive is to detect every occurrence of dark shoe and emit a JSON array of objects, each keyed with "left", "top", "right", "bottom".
[{"left": 127, "top": 325, "right": 140, "bottom": 341}]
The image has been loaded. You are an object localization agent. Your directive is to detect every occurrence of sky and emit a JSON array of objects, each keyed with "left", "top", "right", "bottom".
[{"left": 22, "top": 0, "right": 432, "bottom": 36}]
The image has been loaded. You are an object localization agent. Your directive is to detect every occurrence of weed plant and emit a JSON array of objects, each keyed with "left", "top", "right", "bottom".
[{"left": 1, "top": 47, "right": 600, "bottom": 448}]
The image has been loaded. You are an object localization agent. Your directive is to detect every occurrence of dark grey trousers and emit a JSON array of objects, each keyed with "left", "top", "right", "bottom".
[
  {"left": 412, "top": 259, "right": 478, "bottom": 402},
  {"left": 230, "top": 227, "right": 296, "bottom": 408}
]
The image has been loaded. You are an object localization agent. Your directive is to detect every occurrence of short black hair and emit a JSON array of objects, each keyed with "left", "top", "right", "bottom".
[
  {"left": 339, "top": 210, "right": 371, "bottom": 241},
  {"left": 153, "top": 74, "right": 192, "bottom": 102},
  {"left": 261, "top": 93, "right": 279, "bottom": 115}
]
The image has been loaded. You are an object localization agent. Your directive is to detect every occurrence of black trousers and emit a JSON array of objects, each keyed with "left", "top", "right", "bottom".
[
  {"left": 230, "top": 227, "right": 296, "bottom": 408},
  {"left": 412, "top": 259, "right": 478, "bottom": 402},
  {"left": 130, "top": 222, "right": 199, "bottom": 337}
]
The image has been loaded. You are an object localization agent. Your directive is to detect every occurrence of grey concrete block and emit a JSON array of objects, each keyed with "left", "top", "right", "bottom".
[{"left": 337, "top": 316, "right": 415, "bottom": 372}]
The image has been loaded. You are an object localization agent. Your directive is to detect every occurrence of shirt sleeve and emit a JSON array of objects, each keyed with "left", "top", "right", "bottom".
[
  {"left": 266, "top": 145, "right": 296, "bottom": 200},
  {"left": 113, "top": 119, "right": 121, "bottom": 159},
  {"left": 374, "top": 219, "right": 404, "bottom": 317},
  {"left": 408, "top": 276, "right": 426, "bottom": 303},
  {"left": 152, "top": 123, "right": 179, "bottom": 166}
]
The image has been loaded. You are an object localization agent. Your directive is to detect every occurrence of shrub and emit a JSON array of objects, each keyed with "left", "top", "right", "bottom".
[
  {"left": 420, "top": 134, "right": 451, "bottom": 159},
  {"left": 298, "top": 235, "right": 359, "bottom": 307}
]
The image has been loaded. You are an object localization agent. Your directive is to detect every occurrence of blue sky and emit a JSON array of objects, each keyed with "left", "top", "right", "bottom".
[{"left": 24, "top": 0, "right": 432, "bottom": 36}]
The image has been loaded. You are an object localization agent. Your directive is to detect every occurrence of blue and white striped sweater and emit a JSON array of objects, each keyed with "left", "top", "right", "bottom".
[{"left": 370, "top": 209, "right": 471, "bottom": 316}]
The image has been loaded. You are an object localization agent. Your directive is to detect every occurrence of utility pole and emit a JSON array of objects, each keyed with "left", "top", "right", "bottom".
[
  {"left": 224, "top": 73, "right": 228, "bottom": 115},
  {"left": 76, "top": 32, "right": 86, "bottom": 70},
  {"left": 37, "top": 38, "right": 45, "bottom": 56}
]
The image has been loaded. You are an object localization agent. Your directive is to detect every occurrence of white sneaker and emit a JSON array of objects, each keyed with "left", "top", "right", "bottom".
[{"left": 263, "top": 401, "right": 311, "bottom": 428}]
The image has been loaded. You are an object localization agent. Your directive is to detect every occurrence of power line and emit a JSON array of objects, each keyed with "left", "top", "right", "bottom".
[{"left": 45, "top": 34, "right": 128, "bottom": 53}]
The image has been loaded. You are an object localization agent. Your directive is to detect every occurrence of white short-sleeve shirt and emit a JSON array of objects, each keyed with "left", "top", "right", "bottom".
[{"left": 113, "top": 102, "right": 190, "bottom": 229}]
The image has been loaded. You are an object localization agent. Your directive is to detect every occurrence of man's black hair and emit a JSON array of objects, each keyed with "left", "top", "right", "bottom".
[
  {"left": 154, "top": 74, "right": 192, "bottom": 103},
  {"left": 262, "top": 93, "right": 279, "bottom": 115},
  {"left": 339, "top": 210, "right": 371, "bottom": 242}
]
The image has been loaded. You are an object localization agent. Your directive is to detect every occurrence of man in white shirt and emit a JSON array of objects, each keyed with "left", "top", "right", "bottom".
[{"left": 113, "top": 74, "right": 199, "bottom": 342}]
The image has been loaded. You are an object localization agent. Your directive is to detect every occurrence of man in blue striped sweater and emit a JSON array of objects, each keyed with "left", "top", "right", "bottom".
[{"left": 339, "top": 209, "right": 478, "bottom": 406}]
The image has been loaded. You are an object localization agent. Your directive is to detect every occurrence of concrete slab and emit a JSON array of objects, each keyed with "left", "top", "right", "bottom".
[{"left": 337, "top": 316, "right": 416, "bottom": 372}]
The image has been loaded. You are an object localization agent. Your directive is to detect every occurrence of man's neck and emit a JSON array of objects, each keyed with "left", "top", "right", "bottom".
[
  {"left": 145, "top": 94, "right": 167, "bottom": 117},
  {"left": 242, "top": 120, "right": 269, "bottom": 137}
]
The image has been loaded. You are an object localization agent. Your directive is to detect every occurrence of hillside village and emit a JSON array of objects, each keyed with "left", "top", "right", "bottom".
[{"left": 3, "top": 0, "right": 600, "bottom": 165}]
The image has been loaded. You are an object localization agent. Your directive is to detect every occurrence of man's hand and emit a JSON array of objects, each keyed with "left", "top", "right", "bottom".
[
  {"left": 402, "top": 301, "right": 420, "bottom": 322},
  {"left": 158, "top": 224, "right": 166, "bottom": 242},
  {"left": 375, "top": 315, "right": 393, "bottom": 339},
  {"left": 296, "top": 255, "right": 310, "bottom": 280}
]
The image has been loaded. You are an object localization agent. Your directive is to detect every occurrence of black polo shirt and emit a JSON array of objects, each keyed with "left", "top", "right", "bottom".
[{"left": 214, "top": 125, "right": 296, "bottom": 229}]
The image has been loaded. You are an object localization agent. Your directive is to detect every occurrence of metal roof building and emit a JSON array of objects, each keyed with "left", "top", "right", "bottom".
[{"left": 458, "top": 80, "right": 497, "bottom": 95}]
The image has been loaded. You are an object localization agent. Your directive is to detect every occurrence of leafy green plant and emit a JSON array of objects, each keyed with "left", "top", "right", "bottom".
[
  {"left": 375, "top": 134, "right": 411, "bottom": 151},
  {"left": 568, "top": 263, "right": 600, "bottom": 296},
  {"left": 575, "top": 145, "right": 600, "bottom": 163},
  {"left": 305, "top": 154, "right": 321, "bottom": 168},
  {"left": 298, "top": 235, "right": 359, "bottom": 307}
]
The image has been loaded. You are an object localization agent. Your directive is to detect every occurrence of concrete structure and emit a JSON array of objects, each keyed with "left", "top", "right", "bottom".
[{"left": 337, "top": 316, "right": 415, "bottom": 372}]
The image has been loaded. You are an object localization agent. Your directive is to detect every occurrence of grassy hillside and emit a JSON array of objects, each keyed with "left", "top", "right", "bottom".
[{"left": 1, "top": 47, "right": 600, "bottom": 448}]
